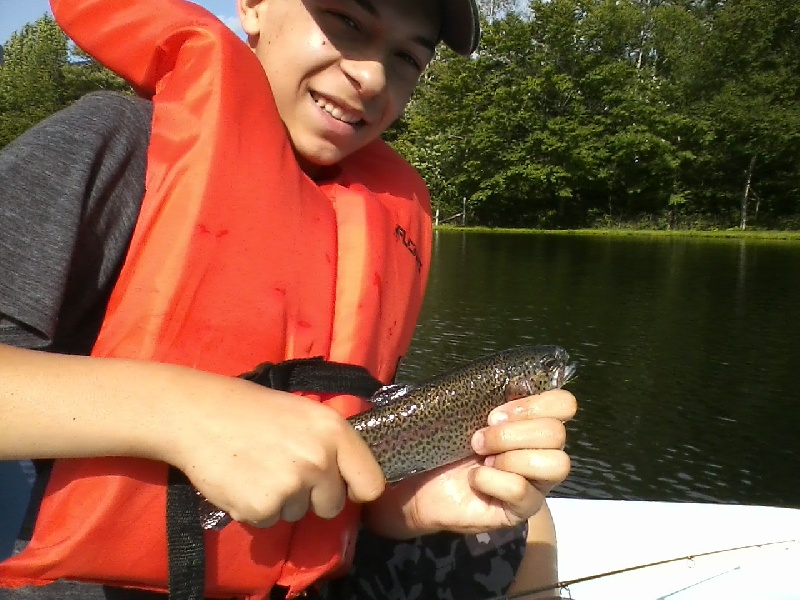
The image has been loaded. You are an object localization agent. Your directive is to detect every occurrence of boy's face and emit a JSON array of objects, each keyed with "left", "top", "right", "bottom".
[{"left": 238, "top": 0, "right": 440, "bottom": 170}]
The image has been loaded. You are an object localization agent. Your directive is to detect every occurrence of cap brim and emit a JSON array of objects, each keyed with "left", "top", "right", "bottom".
[{"left": 439, "top": 0, "right": 480, "bottom": 56}]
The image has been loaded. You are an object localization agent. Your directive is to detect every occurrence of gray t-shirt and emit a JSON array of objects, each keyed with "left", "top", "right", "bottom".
[
  {"left": 0, "top": 91, "right": 151, "bottom": 354},
  {"left": 1, "top": 92, "right": 151, "bottom": 600}
]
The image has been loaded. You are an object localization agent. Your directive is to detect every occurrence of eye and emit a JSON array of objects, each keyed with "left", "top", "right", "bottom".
[
  {"left": 327, "top": 10, "right": 360, "bottom": 32},
  {"left": 396, "top": 51, "right": 422, "bottom": 73}
]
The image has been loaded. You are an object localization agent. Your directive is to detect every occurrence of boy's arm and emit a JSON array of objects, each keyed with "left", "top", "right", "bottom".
[
  {"left": 0, "top": 343, "right": 199, "bottom": 462},
  {"left": 0, "top": 343, "right": 386, "bottom": 525},
  {"left": 506, "top": 501, "right": 561, "bottom": 599}
]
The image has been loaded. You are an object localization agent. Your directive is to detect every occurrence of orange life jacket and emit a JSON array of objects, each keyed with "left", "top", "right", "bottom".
[{"left": 0, "top": 0, "right": 432, "bottom": 598}]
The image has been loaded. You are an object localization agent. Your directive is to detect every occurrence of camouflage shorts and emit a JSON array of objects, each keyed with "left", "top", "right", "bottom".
[
  {"left": 4, "top": 524, "right": 527, "bottom": 600},
  {"left": 317, "top": 523, "right": 528, "bottom": 600}
]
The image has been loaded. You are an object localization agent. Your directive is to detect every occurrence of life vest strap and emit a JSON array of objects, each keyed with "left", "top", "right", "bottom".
[
  {"left": 166, "top": 468, "right": 205, "bottom": 600},
  {"left": 167, "top": 358, "right": 386, "bottom": 599},
  {"left": 241, "top": 357, "right": 385, "bottom": 398}
]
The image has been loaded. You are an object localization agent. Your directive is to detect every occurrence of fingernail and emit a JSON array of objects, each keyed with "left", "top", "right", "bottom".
[
  {"left": 489, "top": 410, "right": 508, "bottom": 425},
  {"left": 484, "top": 455, "right": 495, "bottom": 468},
  {"left": 472, "top": 430, "right": 486, "bottom": 452}
]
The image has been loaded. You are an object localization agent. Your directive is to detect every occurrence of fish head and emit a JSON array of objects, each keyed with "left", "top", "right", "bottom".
[{"left": 503, "top": 345, "right": 576, "bottom": 401}]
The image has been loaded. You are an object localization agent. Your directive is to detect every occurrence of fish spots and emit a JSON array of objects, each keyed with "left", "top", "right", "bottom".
[
  {"left": 349, "top": 346, "right": 574, "bottom": 482},
  {"left": 298, "top": 320, "right": 312, "bottom": 328}
]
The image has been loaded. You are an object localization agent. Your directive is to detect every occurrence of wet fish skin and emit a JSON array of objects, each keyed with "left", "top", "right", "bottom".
[
  {"left": 198, "top": 345, "right": 575, "bottom": 529},
  {"left": 349, "top": 345, "right": 576, "bottom": 483}
]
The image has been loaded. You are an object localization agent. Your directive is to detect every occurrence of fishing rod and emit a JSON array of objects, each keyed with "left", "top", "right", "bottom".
[{"left": 484, "top": 539, "right": 796, "bottom": 600}]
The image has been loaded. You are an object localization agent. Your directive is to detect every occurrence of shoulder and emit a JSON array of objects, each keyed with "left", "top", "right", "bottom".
[
  {"left": 40, "top": 91, "right": 151, "bottom": 145},
  {"left": 2, "top": 92, "right": 152, "bottom": 171},
  {"left": 79, "top": 91, "right": 154, "bottom": 128},
  {"left": 70, "top": 91, "right": 153, "bottom": 120}
]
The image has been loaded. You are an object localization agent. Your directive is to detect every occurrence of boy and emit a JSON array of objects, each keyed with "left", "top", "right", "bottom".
[{"left": 0, "top": 0, "right": 576, "bottom": 598}]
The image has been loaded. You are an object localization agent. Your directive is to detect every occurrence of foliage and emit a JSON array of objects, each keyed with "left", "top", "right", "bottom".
[
  {"left": 2, "top": 6, "right": 798, "bottom": 229},
  {"left": 0, "top": 15, "right": 130, "bottom": 148},
  {"left": 392, "top": 0, "right": 800, "bottom": 228}
]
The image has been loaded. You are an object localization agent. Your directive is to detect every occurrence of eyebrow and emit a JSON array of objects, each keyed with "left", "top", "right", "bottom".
[{"left": 350, "top": 0, "right": 439, "bottom": 53}]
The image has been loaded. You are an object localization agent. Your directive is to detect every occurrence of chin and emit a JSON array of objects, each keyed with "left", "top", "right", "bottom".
[{"left": 297, "top": 145, "right": 349, "bottom": 168}]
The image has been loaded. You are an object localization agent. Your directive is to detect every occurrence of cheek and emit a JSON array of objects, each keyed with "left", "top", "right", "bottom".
[
  {"left": 387, "top": 84, "right": 417, "bottom": 121},
  {"left": 307, "top": 30, "right": 328, "bottom": 51}
]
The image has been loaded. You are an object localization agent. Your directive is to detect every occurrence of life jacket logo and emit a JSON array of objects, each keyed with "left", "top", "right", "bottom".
[{"left": 395, "top": 225, "right": 423, "bottom": 273}]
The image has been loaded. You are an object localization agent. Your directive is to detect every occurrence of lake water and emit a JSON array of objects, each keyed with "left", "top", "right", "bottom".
[{"left": 397, "top": 231, "right": 800, "bottom": 509}]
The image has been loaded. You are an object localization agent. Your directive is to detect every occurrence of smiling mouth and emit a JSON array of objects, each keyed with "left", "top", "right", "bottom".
[{"left": 311, "top": 91, "right": 365, "bottom": 126}]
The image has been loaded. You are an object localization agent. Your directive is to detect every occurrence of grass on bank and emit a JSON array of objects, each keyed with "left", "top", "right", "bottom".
[{"left": 434, "top": 225, "right": 800, "bottom": 241}]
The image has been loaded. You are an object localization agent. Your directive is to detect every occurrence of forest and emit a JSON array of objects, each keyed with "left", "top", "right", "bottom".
[{"left": 1, "top": 0, "right": 798, "bottom": 229}]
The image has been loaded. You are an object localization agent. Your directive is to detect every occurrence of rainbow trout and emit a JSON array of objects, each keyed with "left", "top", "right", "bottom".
[
  {"left": 199, "top": 345, "right": 575, "bottom": 529},
  {"left": 352, "top": 345, "right": 576, "bottom": 482}
]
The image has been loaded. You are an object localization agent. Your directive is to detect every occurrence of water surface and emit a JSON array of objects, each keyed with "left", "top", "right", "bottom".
[{"left": 398, "top": 231, "right": 800, "bottom": 508}]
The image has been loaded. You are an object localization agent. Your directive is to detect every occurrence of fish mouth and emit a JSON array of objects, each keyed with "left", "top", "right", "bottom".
[{"left": 552, "top": 362, "right": 578, "bottom": 388}]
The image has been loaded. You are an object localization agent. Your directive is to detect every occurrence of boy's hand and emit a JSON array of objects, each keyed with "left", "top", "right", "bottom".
[
  {"left": 0, "top": 346, "right": 384, "bottom": 528},
  {"left": 158, "top": 371, "right": 386, "bottom": 528},
  {"left": 363, "top": 389, "right": 576, "bottom": 538}
]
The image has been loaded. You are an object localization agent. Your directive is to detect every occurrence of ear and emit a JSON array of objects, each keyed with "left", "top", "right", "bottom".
[{"left": 237, "top": 0, "right": 267, "bottom": 37}]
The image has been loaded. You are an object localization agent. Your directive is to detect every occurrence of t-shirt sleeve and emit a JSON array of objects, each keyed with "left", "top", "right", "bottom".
[{"left": 0, "top": 92, "right": 152, "bottom": 349}]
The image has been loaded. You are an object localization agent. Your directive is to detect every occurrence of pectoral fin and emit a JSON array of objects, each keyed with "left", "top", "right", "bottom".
[{"left": 504, "top": 380, "right": 533, "bottom": 402}]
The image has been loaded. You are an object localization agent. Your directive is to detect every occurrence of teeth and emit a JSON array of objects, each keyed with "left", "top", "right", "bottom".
[{"left": 312, "top": 93, "right": 361, "bottom": 124}]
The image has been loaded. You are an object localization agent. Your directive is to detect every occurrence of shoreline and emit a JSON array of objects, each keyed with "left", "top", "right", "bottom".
[{"left": 434, "top": 226, "right": 800, "bottom": 241}]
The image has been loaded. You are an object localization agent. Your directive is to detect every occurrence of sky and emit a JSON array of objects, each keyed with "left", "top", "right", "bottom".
[{"left": 0, "top": 0, "right": 245, "bottom": 46}]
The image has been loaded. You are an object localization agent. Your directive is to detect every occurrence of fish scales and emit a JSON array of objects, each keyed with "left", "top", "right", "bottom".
[
  {"left": 198, "top": 345, "right": 575, "bottom": 529},
  {"left": 349, "top": 345, "right": 576, "bottom": 483}
]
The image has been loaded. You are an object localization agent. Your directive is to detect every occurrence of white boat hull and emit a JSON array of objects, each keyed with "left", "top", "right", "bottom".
[{"left": 547, "top": 498, "right": 800, "bottom": 599}]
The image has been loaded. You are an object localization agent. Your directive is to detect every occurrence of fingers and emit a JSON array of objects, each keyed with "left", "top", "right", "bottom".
[
  {"left": 280, "top": 490, "right": 311, "bottom": 523},
  {"left": 489, "top": 389, "right": 577, "bottom": 425},
  {"left": 248, "top": 422, "right": 383, "bottom": 526},
  {"left": 187, "top": 388, "right": 384, "bottom": 528},
  {"left": 281, "top": 476, "right": 347, "bottom": 522},
  {"left": 336, "top": 424, "right": 386, "bottom": 503},
  {"left": 224, "top": 471, "right": 348, "bottom": 528},
  {"left": 468, "top": 450, "right": 571, "bottom": 521},
  {"left": 472, "top": 417, "right": 566, "bottom": 456},
  {"left": 227, "top": 494, "right": 281, "bottom": 529},
  {"left": 488, "top": 449, "right": 571, "bottom": 494},
  {"left": 276, "top": 428, "right": 382, "bottom": 524},
  {"left": 468, "top": 388, "right": 574, "bottom": 519},
  {"left": 468, "top": 466, "right": 543, "bottom": 521},
  {"left": 309, "top": 467, "right": 347, "bottom": 519}
]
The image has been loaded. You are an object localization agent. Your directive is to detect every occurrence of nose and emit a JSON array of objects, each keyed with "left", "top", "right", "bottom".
[{"left": 340, "top": 57, "right": 387, "bottom": 99}]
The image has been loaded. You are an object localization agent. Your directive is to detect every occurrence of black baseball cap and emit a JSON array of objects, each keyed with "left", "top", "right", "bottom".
[{"left": 439, "top": 0, "right": 480, "bottom": 55}]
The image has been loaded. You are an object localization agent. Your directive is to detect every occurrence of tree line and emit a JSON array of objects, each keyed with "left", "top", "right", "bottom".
[
  {"left": 0, "top": 15, "right": 129, "bottom": 147},
  {"left": 389, "top": 0, "right": 800, "bottom": 229},
  {"left": 2, "top": 2, "right": 799, "bottom": 230}
]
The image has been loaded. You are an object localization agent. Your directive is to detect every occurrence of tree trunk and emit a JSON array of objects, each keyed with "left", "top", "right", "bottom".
[{"left": 740, "top": 155, "right": 756, "bottom": 231}]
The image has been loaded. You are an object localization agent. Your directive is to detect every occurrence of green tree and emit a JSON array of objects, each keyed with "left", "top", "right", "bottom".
[
  {"left": 0, "top": 15, "right": 68, "bottom": 145},
  {"left": 0, "top": 15, "right": 129, "bottom": 148},
  {"left": 687, "top": 0, "right": 800, "bottom": 227},
  {"left": 63, "top": 47, "right": 131, "bottom": 104}
]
